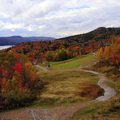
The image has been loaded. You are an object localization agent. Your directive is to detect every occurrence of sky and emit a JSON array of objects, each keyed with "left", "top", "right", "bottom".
[{"left": 0, "top": 0, "right": 120, "bottom": 38}]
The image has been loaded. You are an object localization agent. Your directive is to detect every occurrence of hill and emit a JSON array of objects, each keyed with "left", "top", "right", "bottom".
[
  {"left": 0, "top": 36, "right": 55, "bottom": 45},
  {"left": 55, "top": 27, "right": 120, "bottom": 42}
]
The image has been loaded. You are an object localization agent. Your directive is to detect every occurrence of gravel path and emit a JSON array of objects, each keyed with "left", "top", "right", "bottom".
[{"left": 0, "top": 65, "right": 117, "bottom": 120}]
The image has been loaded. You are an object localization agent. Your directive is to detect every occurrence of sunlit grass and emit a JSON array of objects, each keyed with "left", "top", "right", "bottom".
[{"left": 49, "top": 53, "right": 95, "bottom": 70}]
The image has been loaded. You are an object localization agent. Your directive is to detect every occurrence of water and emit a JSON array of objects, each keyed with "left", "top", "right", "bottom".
[{"left": 0, "top": 45, "right": 13, "bottom": 50}]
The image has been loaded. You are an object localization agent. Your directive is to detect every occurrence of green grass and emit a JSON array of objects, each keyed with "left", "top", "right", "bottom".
[
  {"left": 48, "top": 53, "right": 95, "bottom": 70},
  {"left": 72, "top": 94, "right": 120, "bottom": 120},
  {"left": 33, "top": 71, "right": 103, "bottom": 108}
]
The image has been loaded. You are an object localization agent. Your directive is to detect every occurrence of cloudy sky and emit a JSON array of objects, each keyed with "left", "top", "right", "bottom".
[{"left": 0, "top": 0, "right": 120, "bottom": 38}]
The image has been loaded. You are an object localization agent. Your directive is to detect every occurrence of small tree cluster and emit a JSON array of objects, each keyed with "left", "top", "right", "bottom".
[
  {"left": 46, "top": 49, "right": 72, "bottom": 61},
  {"left": 96, "top": 38, "right": 120, "bottom": 67},
  {"left": 0, "top": 52, "right": 40, "bottom": 110}
]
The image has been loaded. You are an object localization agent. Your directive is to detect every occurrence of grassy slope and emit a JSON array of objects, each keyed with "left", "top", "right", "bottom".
[
  {"left": 47, "top": 53, "right": 96, "bottom": 70},
  {"left": 34, "top": 71, "right": 102, "bottom": 108},
  {"left": 72, "top": 63, "right": 120, "bottom": 120},
  {"left": 33, "top": 54, "right": 104, "bottom": 108}
]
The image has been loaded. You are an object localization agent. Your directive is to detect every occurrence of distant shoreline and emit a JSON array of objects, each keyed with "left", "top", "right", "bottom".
[{"left": 0, "top": 45, "right": 14, "bottom": 50}]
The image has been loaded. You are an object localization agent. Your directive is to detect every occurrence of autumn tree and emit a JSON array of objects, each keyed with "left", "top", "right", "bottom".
[
  {"left": 75, "top": 47, "right": 81, "bottom": 55},
  {"left": 23, "top": 62, "right": 38, "bottom": 90},
  {"left": 13, "top": 62, "right": 24, "bottom": 74},
  {"left": 96, "top": 47, "right": 104, "bottom": 62},
  {"left": 104, "top": 46, "right": 112, "bottom": 62},
  {"left": 60, "top": 49, "right": 67, "bottom": 60},
  {"left": 67, "top": 51, "right": 72, "bottom": 58}
]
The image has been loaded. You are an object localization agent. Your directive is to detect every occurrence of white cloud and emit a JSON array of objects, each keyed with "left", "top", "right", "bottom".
[
  {"left": 27, "top": 25, "right": 38, "bottom": 31},
  {"left": 0, "top": 0, "right": 120, "bottom": 38},
  {"left": 2, "top": 22, "right": 25, "bottom": 30},
  {"left": 38, "top": 25, "right": 46, "bottom": 29},
  {"left": 0, "top": 20, "right": 25, "bottom": 31},
  {"left": 0, "top": 12, "right": 9, "bottom": 17}
]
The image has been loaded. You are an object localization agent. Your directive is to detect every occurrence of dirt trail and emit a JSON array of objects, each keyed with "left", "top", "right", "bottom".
[
  {"left": 0, "top": 64, "right": 117, "bottom": 120},
  {"left": 35, "top": 65, "right": 48, "bottom": 72}
]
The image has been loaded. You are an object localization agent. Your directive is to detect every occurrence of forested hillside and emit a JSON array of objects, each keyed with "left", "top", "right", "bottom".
[
  {"left": 2, "top": 27, "right": 120, "bottom": 64},
  {"left": 55, "top": 27, "right": 120, "bottom": 42}
]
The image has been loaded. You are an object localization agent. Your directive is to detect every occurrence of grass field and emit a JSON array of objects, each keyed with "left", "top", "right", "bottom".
[
  {"left": 42, "top": 53, "right": 96, "bottom": 70},
  {"left": 33, "top": 71, "right": 103, "bottom": 108},
  {"left": 71, "top": 63, "right": 120, "bottom": 120}
]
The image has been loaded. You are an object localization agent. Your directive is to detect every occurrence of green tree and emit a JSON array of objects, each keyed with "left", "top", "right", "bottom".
[{"left": 61, "top": 49, "right": 67, "bottom": 60}]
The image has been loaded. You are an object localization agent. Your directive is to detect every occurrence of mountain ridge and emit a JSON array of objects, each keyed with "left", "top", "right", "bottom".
[
  {"left": 0, "top": 36, "right": 55, "bottom": 45},
  {"left": 55, "top": 27, "right": 120, "bottom": 42}
]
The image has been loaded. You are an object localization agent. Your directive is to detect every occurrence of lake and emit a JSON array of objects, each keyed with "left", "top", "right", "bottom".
[{"left": 0, "top": 45, "right": 13, "bottom": 50}]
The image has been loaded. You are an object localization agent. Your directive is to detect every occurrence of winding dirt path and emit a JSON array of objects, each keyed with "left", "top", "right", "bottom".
[{"left": 0, "top": 64, "right": 117, "bottom": 120}]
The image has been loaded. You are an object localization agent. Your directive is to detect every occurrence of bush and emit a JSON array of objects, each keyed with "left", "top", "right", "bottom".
[{"left": 4, "top": 89, "right": 36, "bottom": 110}]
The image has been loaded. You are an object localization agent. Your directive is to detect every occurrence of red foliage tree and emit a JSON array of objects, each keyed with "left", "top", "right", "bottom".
[
  {"left": 13, "top": 62, "right": 24, "bottom": 74},
  {"left": 115, "top": 38, "right": 120, "bottom": 44},
  {"left": 2, "top": 69, "right": 8, "bottom": 78},
  {"left": 112, "top": 55, "right": 116, "bottom": 65},
  {"left": 19, "top": 81, "right": 23, "bottom": 89},
  {"left": 117, "top": 53, "right": 120, "bottom": 61},
  {"left": 68, "top": 51, "right": 72, "bottom": 58}
]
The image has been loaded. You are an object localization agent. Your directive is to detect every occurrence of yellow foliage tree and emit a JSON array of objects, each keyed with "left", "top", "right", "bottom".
[
  {"left": 112, "top": 44, "right": 120, "bottom": 56},
  {"left": 96, "top": 47, "right": 104, "bottom": 62},
  {"left": 23, "top": 62, "right": 38, "bottom": 90},
  {"left": 11, "top": 76, "right": 19, "bottom": 90},
  {"left": 104, "top": 46, "right": 112, "bottom": 62},
  {"left": 5, "top": 79, "right": 11, "bottom": 91}
]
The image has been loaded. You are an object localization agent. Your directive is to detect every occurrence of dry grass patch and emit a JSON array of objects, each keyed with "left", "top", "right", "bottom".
[
  {"left": 76, "top": 83, "right": 104, "bottom": 98},
  {"left": 35, "top": 71, "right": 103, "bottom": 107}
]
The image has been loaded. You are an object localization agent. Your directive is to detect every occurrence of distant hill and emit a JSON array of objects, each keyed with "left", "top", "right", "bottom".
[
  {"left": 0, "top": 36, "right": 55, "bottom": 45},
  {"left": 1, "top": 27, "right": 120, "bottom": 45},
  {"left": 55, "top": 27, "right": 120, "bottom": 42}
]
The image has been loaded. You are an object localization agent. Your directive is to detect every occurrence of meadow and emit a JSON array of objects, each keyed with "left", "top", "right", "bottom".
[
  {"left": 32, "top": 54, "right": 103, "bottom": 108},
  {"left": 42, "top": 53, "right": 96, "bottom": 70},
  {"left": 34, "top": 71, "right": 103, "bottom": 108}
]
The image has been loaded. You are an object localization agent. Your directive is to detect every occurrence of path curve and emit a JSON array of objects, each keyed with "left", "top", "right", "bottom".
[
  {"left": 0, "top": 65, "right": 117, "bottom": 120},
  {"left": 35, "top": 65, "right": 48, "bottom": 72}
]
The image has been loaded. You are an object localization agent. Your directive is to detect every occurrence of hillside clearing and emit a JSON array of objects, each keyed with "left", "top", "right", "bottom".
[{"left": 42, "top": 53, "right": 95, "bottom": 70}]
